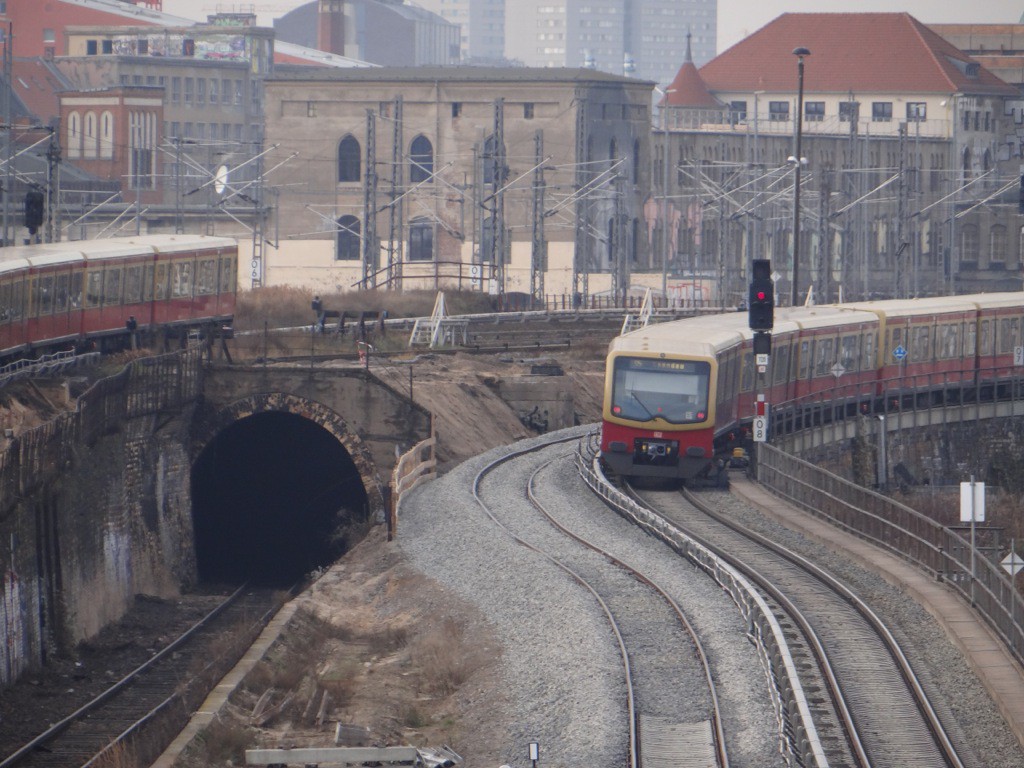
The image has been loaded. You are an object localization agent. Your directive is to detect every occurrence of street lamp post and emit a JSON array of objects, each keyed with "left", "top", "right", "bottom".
[{"left": 791, "top": 46, "right": 810, "bottom": 307}]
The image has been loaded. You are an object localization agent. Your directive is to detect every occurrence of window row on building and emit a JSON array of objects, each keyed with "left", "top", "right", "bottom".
[
  {"left": 66, "top": 110, "right": 115, "bottom": 160},
  {"left": 160, "top": 76, "right": 252, "bottom": 109},
  {"left": 337, "top": 134, "right": 435, "bottom": 183}
]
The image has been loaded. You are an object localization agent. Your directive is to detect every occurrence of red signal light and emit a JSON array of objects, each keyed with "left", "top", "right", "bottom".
[{"left": 756, "top": 291, "right": 766, "bottom": 300}]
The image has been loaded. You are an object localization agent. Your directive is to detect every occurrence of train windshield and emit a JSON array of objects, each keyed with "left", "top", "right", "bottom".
[{"left": 611, "top": 356, "right": 711, "bottom": 424}]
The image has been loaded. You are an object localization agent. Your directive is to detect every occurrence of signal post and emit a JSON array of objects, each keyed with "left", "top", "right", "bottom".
[{"left": 749, "top": 259, "right": 774, "bottom": 442}]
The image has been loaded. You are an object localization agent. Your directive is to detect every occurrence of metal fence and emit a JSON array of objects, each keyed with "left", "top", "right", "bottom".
[{"left": 757, "top": 443, "right": 1024, "bottom": 666}]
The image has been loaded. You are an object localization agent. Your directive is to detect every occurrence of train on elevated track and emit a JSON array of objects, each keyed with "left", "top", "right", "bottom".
[
  {"left": 0, "top": 234, "right": 237, "bottom": 362},
  {"left": 601, "top": 293, "right": 1024, "bottom": 483}
]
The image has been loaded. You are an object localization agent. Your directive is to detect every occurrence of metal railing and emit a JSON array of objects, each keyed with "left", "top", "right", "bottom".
[{"left": 757, "top": 443, "right": 1024, "bottom": 667}]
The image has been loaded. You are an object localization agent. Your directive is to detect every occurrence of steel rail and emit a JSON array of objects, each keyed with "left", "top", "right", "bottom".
[
  {"left": 577, "top": 446, "right": 829, "bottom": 768},
  {"left": 0, "top": 585, "right": 286, "bottom": 768},
  {"left": 529, "top": 456, "right": 729, "bottom": 768},
  {"left": 471, "top": 433, "right": 639, "bottom": 768},
  {"left": 681, "top": 487, "right": 966, "bottom": 768}
]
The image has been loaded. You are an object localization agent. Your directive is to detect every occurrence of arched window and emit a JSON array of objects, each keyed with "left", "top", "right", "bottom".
[
  {"left": 337, "top": 135, "right": 361, "bottom": 183},
  {"left": 100, "top": 111, "right": 114, "bottom": 158},
  {"left": 336, "top": 215, "right": 361, "bottom": 260},
  {"left": 409, "top": 135, "right": 433, "bottom": 183},
  {"left": 409, "top": 217, "right": 433, "bottom": 261},
  {"left": 609, "top": 137, "right": 617, "bottom": 162},
  {"left": 84, "top": 111, "right": 98, "bottom": 158},
  {"left": 962, "top": 146, "right": 972, "bottom": 181},
  {"left": 961, "top": 224, "right": 979, "bottom": 265},
  {"left": 67, "top": 111, "right": 82, "bottom": 158}
]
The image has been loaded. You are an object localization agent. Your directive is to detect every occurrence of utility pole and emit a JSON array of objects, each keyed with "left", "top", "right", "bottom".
[
  {"left": 388, "top": 96, "right": 403, "bottom": 291},
  {"left": 488, "top": 98, "right": 506, "bottom": 296},
  {"left": 250, "top": 134, "right": 265, "bottom": 289},
  {"left": 573, "top": 90, "right": 589, "bottom": 304},
  {"left": 896, "top": 122, "right": 906, "bottom": 298},
  {"left": 362, "top": 108, "right": 378, "bottom": 289},
  {"left": 174, "top": 136, "right": 184, "bottom": 234},
  {"left": 530, "top": 129, "right": 546, "bottom": 307},
  {"left": 817, "top": 170, "right": 831, "bottom": 303},
  {"left": 2, "top": 21, "right": 12, "bottom": 246},
  {"left": 45, "top": 124, "right": 60, "bottom": 243}
]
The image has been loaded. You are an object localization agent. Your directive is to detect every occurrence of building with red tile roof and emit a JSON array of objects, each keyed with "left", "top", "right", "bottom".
[{"left": 651, "top": 12, "right": 1022, "bottom": 304}]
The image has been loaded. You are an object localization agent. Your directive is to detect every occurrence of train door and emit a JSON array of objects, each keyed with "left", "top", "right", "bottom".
[
  {"left": 217, "top": 248, "right": 237, "bottom": 320},
  {"left": 0, "top": 264, "right": 27, "bottom": 356}
]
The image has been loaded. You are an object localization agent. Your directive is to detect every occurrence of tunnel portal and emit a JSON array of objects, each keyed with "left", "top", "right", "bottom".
[{"left": 191, "top": 411, "right": 370, "bottom": 587}]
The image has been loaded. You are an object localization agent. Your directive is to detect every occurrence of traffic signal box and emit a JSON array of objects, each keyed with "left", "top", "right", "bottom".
[
  {"left": 748, "top": 259, "right": 774, "bottom": 331},
  {"left": 24, "top": 190, "right": 44, "bottom": 234}
]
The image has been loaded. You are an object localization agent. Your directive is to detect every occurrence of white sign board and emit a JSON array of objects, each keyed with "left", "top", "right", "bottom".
[
  {"left": 752, "top": 415, "right": 768, "bottom": 442},
  {"left": 1015, "top": 346, "right": 1024, "bottom": 366},
  {"left": 960, "top": 481, "right": 985, "bottom": 523}
]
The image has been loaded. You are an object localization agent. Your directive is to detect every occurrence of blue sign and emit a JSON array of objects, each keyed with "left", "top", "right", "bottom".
[{"left": 893, "top": 345, "right": 907, "bottom": 361}]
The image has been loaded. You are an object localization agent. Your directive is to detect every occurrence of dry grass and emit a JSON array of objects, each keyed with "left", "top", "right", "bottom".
[
  {"left": 408, "top": 617, "right": 485, "bottom": 697},
  {"left": 91, "top": 741, "right": 138, "bottom": 768},
  {"left": 192, "top": 715, "right": 253, "bottom": 764}
]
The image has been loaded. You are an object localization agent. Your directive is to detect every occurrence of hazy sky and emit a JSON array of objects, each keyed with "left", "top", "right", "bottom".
[{"left": 165, "top": 0, "right": 1024, "bottom": 54}]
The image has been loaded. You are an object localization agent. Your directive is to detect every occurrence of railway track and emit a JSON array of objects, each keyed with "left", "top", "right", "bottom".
[
  {"left": 620, "top": 480, "right": 968, "bottom": 768},
  {"left": 473, "top": 435, "right": 729, "bottom": 768},
  {"left": 0, "top": 586, "right": 286, "bottom": 768}
]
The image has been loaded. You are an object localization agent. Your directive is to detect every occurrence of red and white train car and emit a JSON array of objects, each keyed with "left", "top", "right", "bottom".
[
  {"left": 0, "top": 234, "right": 237, "bottom": 361},
  {"left": 601, "top": 293, "right": 1024, "bottom": 483}
]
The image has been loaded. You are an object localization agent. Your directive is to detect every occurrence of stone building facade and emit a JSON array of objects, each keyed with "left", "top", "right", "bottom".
[{"left": 260, "top": 67, "right": 655, "bottom": 301}]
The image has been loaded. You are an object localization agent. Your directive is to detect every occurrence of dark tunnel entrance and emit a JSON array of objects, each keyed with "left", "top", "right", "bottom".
[{"left": 191, "top": 411, "right": 370, "bottom": 587}]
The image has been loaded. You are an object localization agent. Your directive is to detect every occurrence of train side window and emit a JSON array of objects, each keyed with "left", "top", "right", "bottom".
[
  {"left": 740, "top": 351, "right": 754, "bottom": 392},
  {"left": 840, "top": 335, "right": 858, "bottom": 372},
  {"left": 197, "top": 259, "right": 217, "bottom": 295},
  {"left": 69, "top": 273, "right": 82, "bottom": 309},
  {"left": 155, "top": 264, "right": 169, "bottom": 300},
  {"left": 172, "top": 261, "right": 194, "bottom": 298},
  {"left": 966, "top": 322, "right": 977, "bottom": 356},
  {"left": 862, "top": 332, "right": 876, "bottom": 370},
  {"left": 0, "top": 280, "right": 10, "bottom": 323},
  {"left": 143, "top": 264, "right": 155, "bottom": 301},
  {"left": 911, "top": 326, "right": 931, "bottom": 362},
  {"left": 125, "top": 265, "right": 143, "bottom": 304},
  {"left": 54, "top": 274, "right": 69, "bottom": 312},
  {"left": 725, "top": 354, "right": 739, "bottom": 403},
  {"left": 798, "top": 340, "right": 811, "bottom": 379},
  {"left": 8, "top": 280, "right": 23, "bottom": 321},
  {"left": 979, "top": 320, "right": 991, "bottom": 355},
  {"left": 28, "top": 278, "right": 39, "bottom": 317},
  {"left": 999, "top": 317, "right": 1020, "bottom": 354},
  {"left": 939, "top": 324, "right": 959, "bottom": 359},
  {"left": 773, "top": 344, "right": 790, "bottom": 385},
  {"left": 219, "top": 256, "right": 236, "bottom": 293},
  {"left": 815, "top": 338, "right": 834, "bottom": 377},
  {"left": 888, "top": 327, "right": 903, "bottom": 359},
  {"left": 37, "top": 275, "right": 54, "bottom": 316},
  {"left": 104, "top": 268, "right": 122, "bottom": 306},
  {"left": 85, "top": 270, "right": 103, "bottom": 308}
]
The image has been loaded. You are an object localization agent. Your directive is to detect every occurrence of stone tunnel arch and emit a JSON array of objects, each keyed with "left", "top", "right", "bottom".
[{"left": 189, "top": 393, "right": 386, "bottom": 586}]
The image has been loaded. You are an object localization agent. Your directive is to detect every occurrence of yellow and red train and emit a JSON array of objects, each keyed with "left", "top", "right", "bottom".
[
  {"left": 0, "top": 234, "right": 237, "bottom": 361},
  {"left": 601, "top": 293, "right": 1024, "bottom": 482}
]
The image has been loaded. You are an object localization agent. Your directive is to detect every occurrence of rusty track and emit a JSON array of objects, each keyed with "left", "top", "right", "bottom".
[{"left": 0, "top": 586, "right": 285, "bottom": 768}]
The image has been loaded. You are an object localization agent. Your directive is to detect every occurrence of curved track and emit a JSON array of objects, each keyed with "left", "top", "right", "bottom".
[
  {"left": 632, "top": 484, "right": 965, "bottom": 768},
  {"left": 0, "top": 587, "right": 285, "bottom": 768},
  {"left": 473, "top": 436, "right": 729, "bottom": 768}
]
